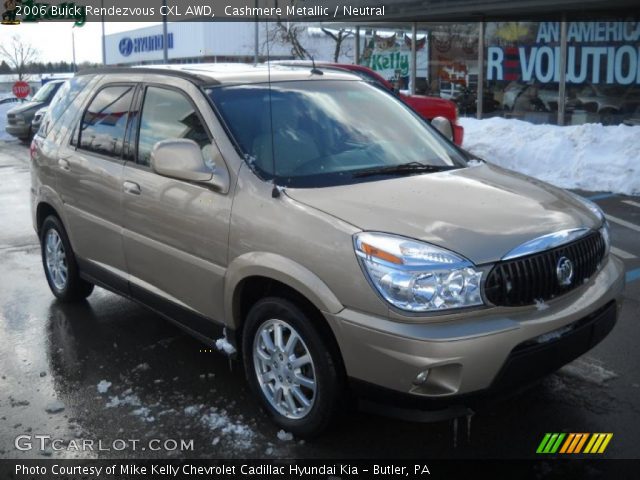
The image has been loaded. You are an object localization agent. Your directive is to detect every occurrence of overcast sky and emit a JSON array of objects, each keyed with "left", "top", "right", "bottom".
[{"left": 0, "top": 22, "right": 157, "bottom": 64}]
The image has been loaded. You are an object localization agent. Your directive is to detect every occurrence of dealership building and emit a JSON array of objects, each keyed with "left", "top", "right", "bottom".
[
  {"left": 106, "top": 6, "right": 639, "bottom": 126},
  {"left": 105, "top": 23, "right": 354, "bottom": 66}
]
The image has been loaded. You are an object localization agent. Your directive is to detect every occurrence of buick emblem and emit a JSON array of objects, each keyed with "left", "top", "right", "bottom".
[{"left": 556, "top": 256, "right": 574, "bottom": 286}]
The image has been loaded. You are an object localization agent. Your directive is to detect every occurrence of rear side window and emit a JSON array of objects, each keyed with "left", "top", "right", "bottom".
[
  {"left": 40, "top": 76, "right": 91, "bottom": 138},
  {"left": 136, "top": 86, "right": 212, "bottom": 167},
  {"left": 78, "top": 85, "right": 135, "bottom": 158}
]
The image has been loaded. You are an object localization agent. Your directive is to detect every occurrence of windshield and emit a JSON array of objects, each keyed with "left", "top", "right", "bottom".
[
  {"left": 32, "top": 82, "right": 61, "bottom": 102},
  {"left": 207, "top": 80, "right": 466, "bottom": 188}
]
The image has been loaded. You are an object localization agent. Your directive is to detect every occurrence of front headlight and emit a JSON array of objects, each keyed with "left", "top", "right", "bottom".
[{"left": 354, "top": 232, "right": 484, "bottom": 313}]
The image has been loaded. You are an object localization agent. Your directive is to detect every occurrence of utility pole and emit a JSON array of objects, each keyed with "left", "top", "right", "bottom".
[
  {"left": 162, "top": 0, "right": 168, "bottom": 63},
  {"left": 72, "top": 25, "right": 77, "bottom": 72},
  {"left": 101, "top": 0, "right": 106, "bottom": 64},
  {"left": 558, "top": 15, "right": 568, "bottom": 126},
  {"left": 477, "top": 20, "right": 485, "bottom": 120},
  {"left": 254, "top": 0, "right": 259, "bottom": 65}
]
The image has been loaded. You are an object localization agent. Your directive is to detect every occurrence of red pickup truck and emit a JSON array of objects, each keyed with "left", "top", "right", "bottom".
[{"left": 275, "top": 61, "right": 463, "bottom": 146}]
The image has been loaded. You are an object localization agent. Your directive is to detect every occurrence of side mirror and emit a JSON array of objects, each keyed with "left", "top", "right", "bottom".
[
  {"left": 431, "top": 116, "right": 453, "bottom": 141},
  {"left": 150, "top": 139, "right": 229, "bottom": 192}
]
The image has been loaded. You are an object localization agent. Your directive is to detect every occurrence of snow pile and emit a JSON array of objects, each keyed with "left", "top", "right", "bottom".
[
  {"left": 560, "top": 357, "right": 618, "bottom": 385},
  {"left": 97, "top": 380, "right": 112, "bottom": 394},
  {"left": 199, "top": 407, "right": 255, "bottom": 449},
  {"left": 131, "top": 406, "right": 155, "bottom": 423},
  {"left": 276, "top": 430, "right": 294, "bottom": 441},
  {"left": 105, "top": 392, "right": 142, "bottom": 408},
  {"left": 215, "top": 329, "right": 236, "bottom": 355},
  {"left": 460, "top": 117, "right": 640, "bottom": 195},
  {"left": 44, "top": 400, "right": 65, "bottom": 414},
  {"left": 215, "top": 338, "right": 236, "bottom": 355}
]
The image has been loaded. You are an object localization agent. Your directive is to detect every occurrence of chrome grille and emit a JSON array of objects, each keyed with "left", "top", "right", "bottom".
[{"left": 484, "top": 231, "right": 606, "bottom": 307}]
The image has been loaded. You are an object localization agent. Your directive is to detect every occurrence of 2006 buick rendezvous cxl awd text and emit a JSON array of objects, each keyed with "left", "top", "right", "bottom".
[{"left": 30, "top": 64, "right": 625, "bottom": 436}]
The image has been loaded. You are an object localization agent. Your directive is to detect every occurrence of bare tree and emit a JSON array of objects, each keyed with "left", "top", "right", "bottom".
[
  {"left": 265, "top": 22, "right": 310, "bottom": 59},
  {"left": 0, "top": 34, "right": 39, "bottom": 81},
  {"left": 321, "top": 27, "right": 354, "bottom": 62}
]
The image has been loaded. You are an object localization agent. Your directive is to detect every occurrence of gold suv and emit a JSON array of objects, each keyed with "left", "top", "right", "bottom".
[{"left": 31, "top": 65, "right": 625, "bottom": 436}]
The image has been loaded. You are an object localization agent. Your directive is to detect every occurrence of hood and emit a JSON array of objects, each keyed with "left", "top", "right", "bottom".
[
  {"left": 285, "top": 163, "right": 601, "bottom": 265},
  {"left": 8, "top": 101, "right": 44, "bottom": 115}
]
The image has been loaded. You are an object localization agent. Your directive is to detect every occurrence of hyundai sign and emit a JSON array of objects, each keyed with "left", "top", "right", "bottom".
[{"left": 118, "top": 33, "right": 174, "bottom": 57}]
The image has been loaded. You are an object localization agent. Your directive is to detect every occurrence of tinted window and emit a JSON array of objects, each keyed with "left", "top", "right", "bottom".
[
  {"left": 137, "top": 86, "right": 212, "bottom": 168},
  {"left": 78, "top": 85, "right": 134, "bottom": 158},
  {"left": 40, "top": 76, "right": 92, "bottom": 138}
]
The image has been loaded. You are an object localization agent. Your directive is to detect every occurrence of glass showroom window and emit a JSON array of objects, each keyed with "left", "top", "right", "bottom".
[
  {"left": 424, "top": 23, "right": 484, "bottom": 116},
  {"left": 484, "top": 22, "right": 561, "bottom": 124},
  {"left": 483, "top": 20, "right": 640, "bottom": 125},
  {"left": 563, "top": 20, "right": 640, "bottom": 126}
]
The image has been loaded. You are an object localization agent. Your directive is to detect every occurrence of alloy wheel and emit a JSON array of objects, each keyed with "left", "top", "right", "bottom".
[
  {"left": 253, "top": 319, "right": 317, "bottom": 419},
  {"left": 45, "top": 229, "right": 68, "bottom": 291}
]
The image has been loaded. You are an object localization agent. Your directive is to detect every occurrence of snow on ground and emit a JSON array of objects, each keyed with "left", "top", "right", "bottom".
[
  {"left": 560, "top": 357, "right": 618, "bottom": 385},
  {"left": 96, "top": 380, "right": 112, "bottom": 394},
  {"left": 460, "top": 117, "right": 640, "bottom": 196},
  {"left": 277, "top": 430, "right": 294, "bottom": 441}
]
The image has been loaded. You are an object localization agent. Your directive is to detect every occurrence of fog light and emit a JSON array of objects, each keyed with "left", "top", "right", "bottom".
[{"left": 413, "top": 370, "right": 430, "bottom": 385}]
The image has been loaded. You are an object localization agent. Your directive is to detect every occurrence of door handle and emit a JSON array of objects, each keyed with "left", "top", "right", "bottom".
[
  {"left": 123, "top": 181, "right": 141, "bottom": 195},
  {"left": 57, "top": 159, "right": 70, "bottom": 171}
]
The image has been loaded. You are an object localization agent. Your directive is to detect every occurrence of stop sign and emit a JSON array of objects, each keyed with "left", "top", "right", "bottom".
[{"left": 12, "top": 81, "right": 30, "bottom": 99}]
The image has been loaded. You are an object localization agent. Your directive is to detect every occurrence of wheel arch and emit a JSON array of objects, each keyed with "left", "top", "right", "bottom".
[
  {"left": 36, "top": 201, "right": 62, "bottom": 235},
  {"left": 225, "top": 253, "right": 344, "bottom": 330}
]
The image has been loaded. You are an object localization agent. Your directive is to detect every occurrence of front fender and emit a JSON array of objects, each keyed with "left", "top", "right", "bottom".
[{"left": 224, "top": 252, "right": 344, "bottom": 329}]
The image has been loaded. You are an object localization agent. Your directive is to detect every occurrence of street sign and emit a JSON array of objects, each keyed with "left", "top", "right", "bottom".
[{"left": 12, "top": 81, "right": 30, "bottom": 99}]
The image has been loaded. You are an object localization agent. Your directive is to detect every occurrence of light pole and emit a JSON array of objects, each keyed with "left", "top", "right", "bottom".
[
  {"left": 71, "top": 24, "right": 77, "bottom": 73},
  {"left": 101, "top": 0, "right": 106, "bottom": 65},
  {"left": 162, "top": 0, "right": 168, "bottom": 63}
]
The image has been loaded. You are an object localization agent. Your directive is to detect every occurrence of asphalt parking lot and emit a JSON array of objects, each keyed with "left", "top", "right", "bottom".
[{"left": 0, "top": 139, "right": 638, "bottom": 460}]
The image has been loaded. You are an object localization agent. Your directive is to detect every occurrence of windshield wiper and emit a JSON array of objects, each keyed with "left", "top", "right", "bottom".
[{"left": 352, "top": 162, "right": 458, "bottom": 178}]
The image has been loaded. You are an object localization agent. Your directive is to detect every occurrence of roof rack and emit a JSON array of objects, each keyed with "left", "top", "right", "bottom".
[{"left": 75, "top": 66, "right": 219, "bottom": 85}]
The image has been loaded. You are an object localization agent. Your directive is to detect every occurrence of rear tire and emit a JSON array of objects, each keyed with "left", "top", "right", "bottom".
[
  {"left": 242, "top": 297, "right": 343, "bottom": 438},
  {"left": 40, "top": 215, "right": 94, "bottom": 302}
]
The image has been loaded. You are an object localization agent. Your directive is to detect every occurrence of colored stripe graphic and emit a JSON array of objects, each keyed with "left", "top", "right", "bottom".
[
  {"left": 536, "top": 433, "right": 552, "bottom": 453},
  {"left": 538, "top": 433, "right": 612, "bottom": 454}
]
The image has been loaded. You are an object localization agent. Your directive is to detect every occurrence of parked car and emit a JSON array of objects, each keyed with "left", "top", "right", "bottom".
[
  {"left": 504, "top": 82, "right": 634, "bottom": 124},
  {"left": 31, "top": 65, "right": 624, "bottom": 436},
  {"left": 31, "top": 106, "right": 48, "bottom": 135},
  {"left": 273, "top": 61, "right": 464, "bottom": 146},
  {"left": 453, "top": 86, "right": 500, "bottom": 115},
  {"left": 5, "top": 79, "right": 65, "bottom": 141},
  {"left": 0, "top": 95, "right": 20, "bottom": 105}
]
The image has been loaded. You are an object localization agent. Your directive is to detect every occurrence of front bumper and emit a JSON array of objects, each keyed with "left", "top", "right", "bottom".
[
  {"left": 5, "top": 123, "right": 30, "bottom": 138},
  {"left": 325, "top": 254, "right": 624, "bottom": 403}
]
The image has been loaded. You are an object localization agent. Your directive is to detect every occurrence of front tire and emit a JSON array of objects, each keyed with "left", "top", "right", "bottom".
[
  {"left": 242, "top": 297, "right": 343, "bottom": 437},
  {"left": 40, "top": 216, "right": 94, "bottom": 302}
]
